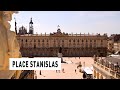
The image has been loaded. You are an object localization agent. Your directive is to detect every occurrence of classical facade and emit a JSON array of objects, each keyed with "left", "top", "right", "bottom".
[
  {"left": 16, "top": 18, "right": 108, "bottom": 57},
  {"left": 93, "top": 56, "right": 120, "bottom": 79},
  {"left": 108, "top": 40, "right": 114, "bottom": 53},
  {"left": 108, "top": 34, "right": 120, "bottom": 54}
]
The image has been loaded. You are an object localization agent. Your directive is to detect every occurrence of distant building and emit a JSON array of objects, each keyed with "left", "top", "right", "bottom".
[
  {"left": 18, "top": 26, "right": 28, "bottom": 35},
  {"left": 108, "top": 34, "right": 120, "bottom": 53},
  {"left": 114, "top": 42, "right": 120, "bottom": 53},
  {"left": 17, "top": 18, "right": 34, "bottom": 35},
  {"left": 93, "top": 56, "right": 120, "bottom": 79},
  {"left": 16, "top": 18, "right": 108, "bottom": 57}
]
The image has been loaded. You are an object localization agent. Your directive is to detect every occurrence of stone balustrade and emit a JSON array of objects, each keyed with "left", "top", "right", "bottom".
[{"left": 94, "top": 58, "right": 120, "bottom": 79}]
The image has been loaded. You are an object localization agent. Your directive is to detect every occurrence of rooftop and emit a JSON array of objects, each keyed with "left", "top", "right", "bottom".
[
  {"left": 17, "top": 33, "right": 107, "bottom": 37},
  {"left": 105, "top": 56, "right": 120, "bottom": 65}
]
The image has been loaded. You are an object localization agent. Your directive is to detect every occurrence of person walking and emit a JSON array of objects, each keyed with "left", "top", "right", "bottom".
[
  {"left": 83, "top": 72, "right": 86, "bottom": 79},
  {"left": 75, "top": 69, "right": 76, "bottom": 73},
  {"left": 40, "top": 70, "right": 42, "bottom": 75},
  {"left": 56, "top": 70, "right": 57, "bottom": 73},
  {"left": 62, "top": 68, "right": 65, "bottom": 73}
]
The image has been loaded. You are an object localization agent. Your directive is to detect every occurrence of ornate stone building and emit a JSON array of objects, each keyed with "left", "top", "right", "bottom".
[
  {"left": 108, "top": 34, "right": 120, "bottom": 54},
  {"left": 16, "top": 18, "right": 108, "bottom": 57},
  {"left": 93, "top": 56, "right": 120, "bottom": 79}
]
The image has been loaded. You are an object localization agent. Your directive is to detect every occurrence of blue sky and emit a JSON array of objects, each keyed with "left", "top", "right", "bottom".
[{"left": 10, "top": 11, "right": 120, "bottom": 36}]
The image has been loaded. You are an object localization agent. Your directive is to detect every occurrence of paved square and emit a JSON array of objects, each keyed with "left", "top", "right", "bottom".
[{"left": 34, "top": 57, "right": 94, "bottom": 79}]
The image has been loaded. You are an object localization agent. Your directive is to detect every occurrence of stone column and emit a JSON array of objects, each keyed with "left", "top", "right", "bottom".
[
  {"left": 93, "top": 70, "right": 96, "bottom": 79},
  {"left": 97, "top": 72, "right": 99, "bottom": 79}
]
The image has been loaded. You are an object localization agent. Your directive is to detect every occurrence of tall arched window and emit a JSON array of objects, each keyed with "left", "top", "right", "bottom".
[
  {"left": 34, "top": 44, "right": 36, "bottom": 48},
  {"left": 69, "top": 39, "right": 71, "bottom": 42},
  {"left": 82, "top": 40, "right": 84, "bottom": 42},
  {"left": 73, "top": 39, "right": 75, "bottom": 42}
]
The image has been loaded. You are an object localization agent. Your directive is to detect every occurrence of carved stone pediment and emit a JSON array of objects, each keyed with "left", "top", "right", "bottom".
[{"left": 50, "top": 31, "right": 68, "bottom": 36}]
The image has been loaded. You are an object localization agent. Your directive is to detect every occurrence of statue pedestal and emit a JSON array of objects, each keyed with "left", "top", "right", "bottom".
[{"left": 58, "top": 53, "right": 63, "bottom": 63}]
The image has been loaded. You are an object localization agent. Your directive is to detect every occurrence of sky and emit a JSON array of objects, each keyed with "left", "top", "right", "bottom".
[{"left": 10, "top": 11, "right": 120, "bottom": 36}]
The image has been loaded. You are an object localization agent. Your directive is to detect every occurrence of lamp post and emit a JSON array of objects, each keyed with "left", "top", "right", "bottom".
[{"left": 40, "top": 70, "right": 41, "bottom": 75}]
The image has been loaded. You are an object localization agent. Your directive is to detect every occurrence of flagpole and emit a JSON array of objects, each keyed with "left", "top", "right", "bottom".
[{"left": 14, "top": 17, "right": 17, "bottom": 35}]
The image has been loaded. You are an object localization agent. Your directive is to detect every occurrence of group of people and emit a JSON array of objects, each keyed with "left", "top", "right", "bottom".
[
  {"left": 56, "top": 68, "right": 65, "bottom": 73},
  {"left": 34, "top": 58, "right": 87, "bottom": 79},
  {"left": 74, "top": 57, "right": 81, "bottom": 59},
  {"left": 56, "top": 70, "right": 60, "bottom": 73},
  {"left": 34, "top": 70, "right": 46, "bottom": 79}
]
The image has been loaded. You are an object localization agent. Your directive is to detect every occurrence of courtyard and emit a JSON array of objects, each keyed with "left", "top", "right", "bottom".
[{"left": 34, "top": 57, "right": 94, "bottom": 79}]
